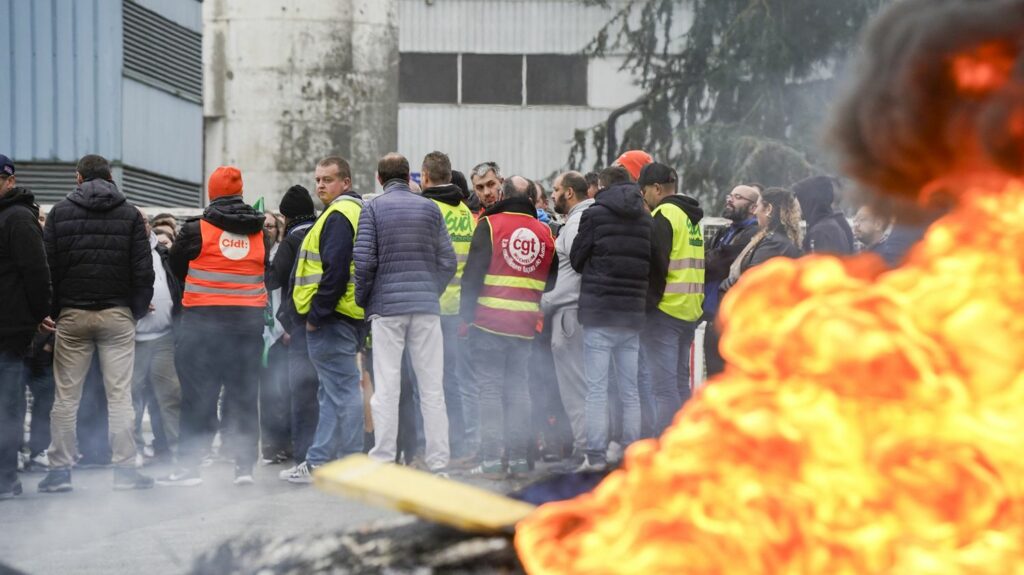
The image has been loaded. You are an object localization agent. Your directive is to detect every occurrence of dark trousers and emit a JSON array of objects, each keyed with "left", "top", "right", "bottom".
[
  {"left": 0, "top": 351, "right": 25, "bottom": 488},
  {"left": 529, "top": 320, "right": 573, "bottom": 461},
  {"left": 176, "top": 327, "right": 262, "bottom": 469},
  {"left": 22, "top": 358, "right": 54, "bottom": 456},
  {"left": 259, "top": 338, "right": 291, "bottom": 458},
  {"left": 397, "top": 351, "right": 423, "bottom": 464},
  {"left": 287, "top": 329, "right": 319, "bottom": 463},
  {"left": 704, "top": 314, "right": 725, "bottom": 377},
  {"left": 439, "top": 316, "right": 466, "bottom": 457},
  {"left": 469, "top": 328, "right": 533, "bottom": 462}
]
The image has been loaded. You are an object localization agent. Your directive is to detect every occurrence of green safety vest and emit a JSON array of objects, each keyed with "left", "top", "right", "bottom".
[
  {"left": 432, "top": 199, "right": 476, "bottom": 315},
  {"left": 652, "top": 201, "right": 705, "bottom": 321},
  {"left": 292, "top": 196, "right": 365, "bottom": 320}
]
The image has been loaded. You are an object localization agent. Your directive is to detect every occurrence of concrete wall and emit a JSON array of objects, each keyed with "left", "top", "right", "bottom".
[{"left": 204, "top": 0, "right": 399, "bottom": 207}]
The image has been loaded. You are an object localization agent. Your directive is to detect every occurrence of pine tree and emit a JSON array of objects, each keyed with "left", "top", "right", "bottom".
[{"left": 571, "top": 0, "right": 888, "bottom": 209}]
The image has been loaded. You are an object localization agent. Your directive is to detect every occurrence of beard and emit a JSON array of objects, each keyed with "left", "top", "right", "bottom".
[
  {"left": 554, "top": 196, "right": 568, "bottom": 215},
  {"left": 723, "top": 205, "right": 749, "bottom": 222}
]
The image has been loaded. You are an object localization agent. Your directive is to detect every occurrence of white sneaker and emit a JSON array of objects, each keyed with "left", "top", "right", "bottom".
[
  {"left": 278, "top": 464, "right": 299, "bottom": 480},
  {"left": 606, "top": 441, "right": 624, "bottom": 464},
  {"left": 30, "top": 452, "right": 49, "bottom": 470},
  {"left": 286, "top": 461, "right": 317, "bottom": 484}
]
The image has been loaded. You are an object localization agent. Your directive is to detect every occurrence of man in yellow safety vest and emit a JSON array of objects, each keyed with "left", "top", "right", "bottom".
[
  {"left": 639, "top": 162, "right": 705, "bottom": 435},
  {"left": 419, "top": 151, "right": 476, "bottom": 459}
]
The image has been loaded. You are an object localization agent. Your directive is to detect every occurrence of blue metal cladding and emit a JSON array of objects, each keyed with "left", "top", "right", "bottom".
[{"left": 0, "top": 0, "right": 123, "bottom": 162}]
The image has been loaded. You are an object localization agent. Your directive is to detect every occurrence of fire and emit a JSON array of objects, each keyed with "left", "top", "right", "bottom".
[{"left": 515, "top": 179, "right": 1024, "bottom": 574}]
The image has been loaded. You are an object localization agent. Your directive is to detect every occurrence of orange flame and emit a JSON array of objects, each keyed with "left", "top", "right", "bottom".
[{"left": 515, "top": 178, "right": 1024, "bottom": 574}]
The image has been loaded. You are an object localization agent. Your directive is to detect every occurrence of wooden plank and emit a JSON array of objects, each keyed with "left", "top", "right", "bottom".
[{"left": 315, "top": 455, "right": 537, "bottom": 534}]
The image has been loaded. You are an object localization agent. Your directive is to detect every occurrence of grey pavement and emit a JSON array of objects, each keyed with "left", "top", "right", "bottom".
[{"left": 0, "top": 460, "right": 399, "bottom": 575}]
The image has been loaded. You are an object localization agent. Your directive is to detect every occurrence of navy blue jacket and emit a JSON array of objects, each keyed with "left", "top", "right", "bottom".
[{"left": 353, "top": 180, "right": 457, "bottom": 317}]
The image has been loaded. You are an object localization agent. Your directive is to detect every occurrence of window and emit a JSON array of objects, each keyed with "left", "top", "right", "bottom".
[
  {"left": 526, "top": 54, "right": 588, "bottom": 106},
  {"left": 461, "top": 54, "right": 522, "bottom": 105},
  {"left": 399, "top": 53, "right": 458, "bottom": 104}
]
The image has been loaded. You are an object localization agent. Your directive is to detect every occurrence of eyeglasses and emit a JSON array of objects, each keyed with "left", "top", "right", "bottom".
[{"left": 727, "top": 193, "right": 756, "bottom": 203}]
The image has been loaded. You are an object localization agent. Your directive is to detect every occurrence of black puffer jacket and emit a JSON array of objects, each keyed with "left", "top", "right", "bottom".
[
  {"left": 0, "top": 187, "right": 51, "bottom": 351},
  {"left": 570, "top": 182, "right": 654, "bottom": 329},
  {"left": 44, "top": 179, "right": 153, "bottom": 319},
  {"left": 169, "top": 196, "right": 269, "bottom": 333}
]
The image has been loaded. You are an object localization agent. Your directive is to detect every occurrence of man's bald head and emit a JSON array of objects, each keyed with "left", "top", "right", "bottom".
[
  {"left": 723, "top": 184, "right": 761, "bottom": 222},
  {"left": 501, "top": 175, "right": 532, "bottom": 200}
]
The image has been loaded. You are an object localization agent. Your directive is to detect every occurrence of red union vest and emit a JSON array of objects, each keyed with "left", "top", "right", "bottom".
[
  {"left": 473, "top": 212, "right": 555, "bottom": 339},
  {"left": 183, "top": 220, "right": 267, "bottom": 308}
]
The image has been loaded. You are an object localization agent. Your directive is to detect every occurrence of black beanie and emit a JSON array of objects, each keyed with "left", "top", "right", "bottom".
[{"left": 279, "top": 185, "right": 315, "bottom": 218}]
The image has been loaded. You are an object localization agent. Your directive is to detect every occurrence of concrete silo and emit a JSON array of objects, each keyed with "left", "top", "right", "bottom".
[{"left": 204, "top": 0, "right": 398, "bottom": 207}]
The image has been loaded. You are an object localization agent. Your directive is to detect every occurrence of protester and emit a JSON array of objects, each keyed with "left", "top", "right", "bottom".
[
  {"left": 570, "top": 166, "right": 653, "bottom": 471},
  {"left": 469, "top": 161, "right": 503, "bottom": 217},
  {"left": 287, "top": 157, "right": 366, "bottom": 483},
  {"left": 131, "top": 209, "right": 183, "bottom": 463},
  {"left": 720, "top": 187, "right": 803, "bottom": 293},
  {"left": 584, "top": 171, "right": 600, "bottom": 199},
  {"left": 355, "top": 153, "right": 456, "bottom": 474},
  {"left": 793, "top": 175, "right": 855, "bottom": 255},
  {"left": 613, "top": 150, "right": 654, "bottom": 181},
  {"left": 460, "top": 175, "right": 557, "bottom": 478},
  {"left": 852, "top": 203, "right": 922, "bottom": 267},
  {"left": 259, "top": 211, "right": 291, "bottom": 463},
  {"left": 541, "top": 171, "right": 594, "bottom": 464},
  {"left": 703, "top": 185, "right": 761, "bottom": 377},
  {"left": 0, "top": 155, "right": 51, "bottom": 499},
  {"left": 420, "top": 151, "right": 475, "bottom": 460},
  {"left": 41, "top": 154, "right": 154, "bottom": 492},
  {"left": 162, "top": 166, "right": 267, "bottom": 487},
  {"left": 268, "top": 185, "right": 320, "bottom": 480},
  {"left": 639, "top": 162, "right": 705, "bottom": 434}
]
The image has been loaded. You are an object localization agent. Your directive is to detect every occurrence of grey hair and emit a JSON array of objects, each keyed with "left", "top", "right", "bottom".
[{"left": 471, "top": 161, "right": 503, "bottom": 181}]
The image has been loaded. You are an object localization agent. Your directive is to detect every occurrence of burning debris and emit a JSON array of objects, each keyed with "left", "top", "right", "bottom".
[{"left": 515, "top": 0, "right": 1024, "bottom": 573}]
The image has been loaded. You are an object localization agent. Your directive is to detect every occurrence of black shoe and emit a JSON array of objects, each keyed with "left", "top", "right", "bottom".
[
  {"left": 0, "top": 479, "right": 23, "bottom": 500},
  {"left": 38, "top": 469, "right": 73, "bottom": 493},
  {"left": 113, "top": 468, "right": 155, "bottom": 490}
]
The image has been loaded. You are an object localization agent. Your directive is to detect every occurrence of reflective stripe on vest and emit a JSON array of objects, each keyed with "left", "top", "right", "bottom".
[
  {"left": 473, "top": 212, "right": 555, "bottom": 339},
  {"left": 183, "top": 220, "right": 267, "bottom": 308},
  {"left": 652, "top": 201, "right": 705, "bottom": 321},
  {"left": 291, "top": 196, "right": 364, "bottom": 320},
  {"left": 432, "top": 199, "right": 475, "bottom": 315}
]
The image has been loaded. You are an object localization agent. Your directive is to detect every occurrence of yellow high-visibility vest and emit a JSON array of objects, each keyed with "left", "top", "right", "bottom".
[
  {"left": 292, "top": 196, "right": 364, "bottom": 320},
  {"left": 652, "top": 201, "right": 705, "bottom": 321},
  {"left": 431, "top": 199, "right": 476, "bottom": 315}
]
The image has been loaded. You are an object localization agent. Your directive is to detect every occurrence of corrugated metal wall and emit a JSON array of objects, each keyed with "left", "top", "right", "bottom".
[
  {"left": 398, "top": 104, "right": 608, "bottom": 180},
  {"left": 399, "top": 0, "right": 631, "bottom": 54},
  {"left": 0, "top": 0, "right": 124, "bottom": 162}
]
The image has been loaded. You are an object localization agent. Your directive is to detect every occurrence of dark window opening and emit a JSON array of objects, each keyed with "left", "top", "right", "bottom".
[
  {"left": 399, "top": 53, "right": 458, "bottom": 104},
  {"left": 526, "top": 54, "right": 588, "bottom": 106},
  {"left": 462, "top": 54, "right": 522, "bottom": 105}
]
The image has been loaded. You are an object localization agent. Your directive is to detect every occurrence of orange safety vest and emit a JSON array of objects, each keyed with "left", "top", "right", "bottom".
[
  {"left": 183, "top": 220, "right": 267, "bottom": 308},
  {"left": 472, "top": 212, "right": 555, "bottom": 339}
]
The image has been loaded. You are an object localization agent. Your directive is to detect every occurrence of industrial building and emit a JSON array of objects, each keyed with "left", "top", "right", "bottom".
[{"left": 0, "top": 0, "right": 203, "bottom": 207}]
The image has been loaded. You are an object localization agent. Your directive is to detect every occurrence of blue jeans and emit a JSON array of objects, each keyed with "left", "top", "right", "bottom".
[
  {"left": 468, "top": 327, "right": 532, "bottom": 462},
  {"left": 305, "top": 320, "right": 364, "bottom": 466},
  {"left": 458, "top": 326, "right": 480, "bottom": 456},
  {"left": 439, "top": 316, "right": 467, "bottom": 457},
  {"left": 643, "top": 310, "right": 697, "bottom": 434},
  {"left": 583, "top": 326, "right": 640, "bottom": 461},
  {"left": 0, "top": 351, "right": 25, "bottom": 487}
]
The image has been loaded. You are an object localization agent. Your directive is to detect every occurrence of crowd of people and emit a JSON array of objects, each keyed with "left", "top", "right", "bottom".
[{"left": 0, "top": 147, "right": 923, "bottom": 498}]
